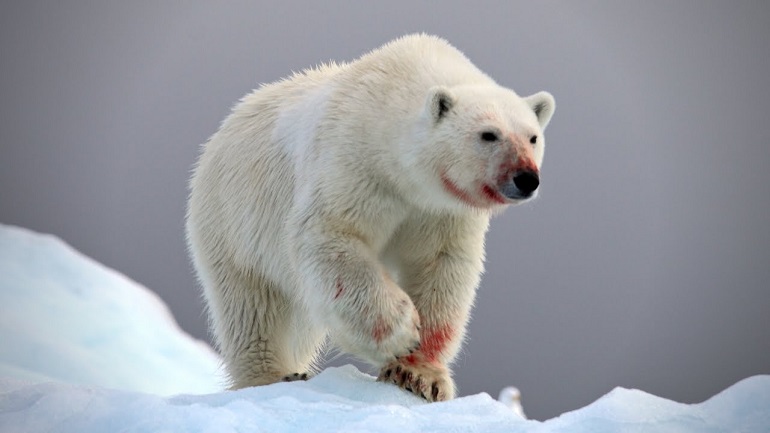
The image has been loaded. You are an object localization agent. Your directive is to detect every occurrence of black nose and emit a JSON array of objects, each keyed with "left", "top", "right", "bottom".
[{"left": 512, "top": 171, "right": 539, "bottom": 196}]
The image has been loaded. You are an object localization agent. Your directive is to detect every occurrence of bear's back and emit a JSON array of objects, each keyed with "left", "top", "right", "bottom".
[{"left": 350, "top": 34, "right": 495, "bottom": 91}]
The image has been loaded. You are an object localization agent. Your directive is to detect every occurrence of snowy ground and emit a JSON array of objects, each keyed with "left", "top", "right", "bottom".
[{"left": 1, "top": 224, "right": 768, "bottom": 432}]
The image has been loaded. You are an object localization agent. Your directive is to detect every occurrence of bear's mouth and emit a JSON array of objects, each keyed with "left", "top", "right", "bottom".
[
  {"left": 441, "top": 170, "right": 537, "bottom": 207},
  {"left": 440, "top": 171, "right": 508, "bottom": 207},
  {"left": 481, "top": 184, "right": 507, "bottom": 204},
  {"left": 482, "top": 182, "right": 537, "bottom": 204}
]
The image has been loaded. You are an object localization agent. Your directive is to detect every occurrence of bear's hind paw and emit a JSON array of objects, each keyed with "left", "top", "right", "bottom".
[{"left": 281, "top": 372, "right": 311, "bottom": 382}]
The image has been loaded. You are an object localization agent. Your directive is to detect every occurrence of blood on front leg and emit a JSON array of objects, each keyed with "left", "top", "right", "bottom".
[
  {"left": 403, "top": 324, "right": 454, "bottom": 365},
  {"left": 336, "top": 277, "right": 420, "bottom": 364},
  {"left": 371, "top": 315, "right": 392, "bottom": 344}
]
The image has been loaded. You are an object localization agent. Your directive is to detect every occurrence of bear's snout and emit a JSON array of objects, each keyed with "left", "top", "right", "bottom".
[{"left": 501, "top": 170, "right": 539, "bottom": 199}]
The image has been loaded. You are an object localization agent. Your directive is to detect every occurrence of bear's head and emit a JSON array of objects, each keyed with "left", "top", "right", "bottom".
[{"left": 411, "top": 84, "right": 555, "bottom": 211}]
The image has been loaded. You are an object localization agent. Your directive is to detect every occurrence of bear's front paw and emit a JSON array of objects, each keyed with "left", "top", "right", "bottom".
[
  {"left": 377, "top": 357, "right": 455, "bottom": 402},
  {"left": 369, "top": 295, "right": 421, "bottom": 362}
]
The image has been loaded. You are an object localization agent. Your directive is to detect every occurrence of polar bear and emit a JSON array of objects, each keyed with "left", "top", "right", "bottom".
[{"left": 186, "top": 34, "right": 555, "bottom": 402}]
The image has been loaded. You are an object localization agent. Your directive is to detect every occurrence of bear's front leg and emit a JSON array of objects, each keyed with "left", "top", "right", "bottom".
[
  {"left": 293, "top": 225, "right": 422, "bottom": 365},
  {"left": 377, "top": 214, "right": 487, "bottom": 402}
]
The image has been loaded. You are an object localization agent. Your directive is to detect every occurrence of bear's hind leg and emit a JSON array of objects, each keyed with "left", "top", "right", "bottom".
[{"left": 206, "top": 265, "right": 323, "bottom": 389}]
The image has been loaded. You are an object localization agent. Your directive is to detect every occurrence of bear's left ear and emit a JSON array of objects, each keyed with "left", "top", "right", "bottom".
[
  {"left": 426, "top": 86, "right": 456, "bottom": 123},
  {"left": 525, "top": 91, "right": 555, "bottom": 129}
]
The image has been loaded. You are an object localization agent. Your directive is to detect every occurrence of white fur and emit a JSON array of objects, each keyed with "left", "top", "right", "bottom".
[{"left": 186, "top": 34, "right": 555, "bottom": 400}]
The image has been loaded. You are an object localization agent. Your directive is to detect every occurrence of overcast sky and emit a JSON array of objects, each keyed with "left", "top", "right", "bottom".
[{"left": 1, "top": 1, "right": 769, "bottom": 420}]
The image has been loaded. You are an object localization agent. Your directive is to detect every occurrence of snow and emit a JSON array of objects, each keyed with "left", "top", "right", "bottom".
[
  {"left": 1, "top": 223, "right": 769, "bottom": 432},
  {"left": 0, "top": 224, "right": 222, "bottom": 395},
  {"left": 2, "top": 366, "right": 769, "bottom": 433}
]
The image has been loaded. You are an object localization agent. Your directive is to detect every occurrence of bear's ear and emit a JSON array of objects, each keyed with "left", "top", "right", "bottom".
[
  {"left": 524, "top": 91, "right": 555, "bottom": 129},
  {"left": 427, "top": 86, "right": 455, "bottom": 123}
]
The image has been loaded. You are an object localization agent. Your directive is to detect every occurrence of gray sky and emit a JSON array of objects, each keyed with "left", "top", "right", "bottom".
[{"left": 1, "top": 1, "right": 769, "bottom": 420}]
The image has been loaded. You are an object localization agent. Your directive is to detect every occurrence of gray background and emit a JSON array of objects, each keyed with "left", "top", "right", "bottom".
[{"left": 1, "top": 1, "right": 768, "bottom": 420}]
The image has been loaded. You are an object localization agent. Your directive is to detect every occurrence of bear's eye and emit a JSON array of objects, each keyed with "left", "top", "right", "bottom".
[
  {"left": 530, "top": 135, "right": 538, "bottom": 145},
  {"left": 480, "top": 131, "right": 498, "bottom": 142}
]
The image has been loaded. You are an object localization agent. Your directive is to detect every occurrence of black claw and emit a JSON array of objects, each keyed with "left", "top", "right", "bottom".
[
  {"left": 282, "top": 372, "right": 311, "bottom": 382},
  {"left": 384, "top": 369, "right": 392, "bottom": 378},
  {"left": 431, "top": 383, "right": 439, "bottom": 401},
  {"left": 415, "top": 377, "right": 425, "bottom": 396},
  {"left": 395, "top": 366, "right": 402, "bottom": 375}
]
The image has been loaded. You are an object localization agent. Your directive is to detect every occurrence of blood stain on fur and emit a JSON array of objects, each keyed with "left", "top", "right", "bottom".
[{"left": 372, "top": 316, "right": 392, "bottom": 344}]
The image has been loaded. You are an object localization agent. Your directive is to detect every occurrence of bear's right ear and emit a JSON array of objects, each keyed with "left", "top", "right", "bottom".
[{"left": 427, "top": 86, "right": 455, "bottom": 123}]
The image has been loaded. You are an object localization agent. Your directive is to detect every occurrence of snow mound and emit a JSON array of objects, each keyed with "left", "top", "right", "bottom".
[
  {"left": 1, "top": 223, "right": 768, "bottom": 432},
  {"left": 0, "top": 223, "right": 222, "bottom": 395},
  {"left": 1, "top": 366, "right": 769, "bottom": 433}
]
